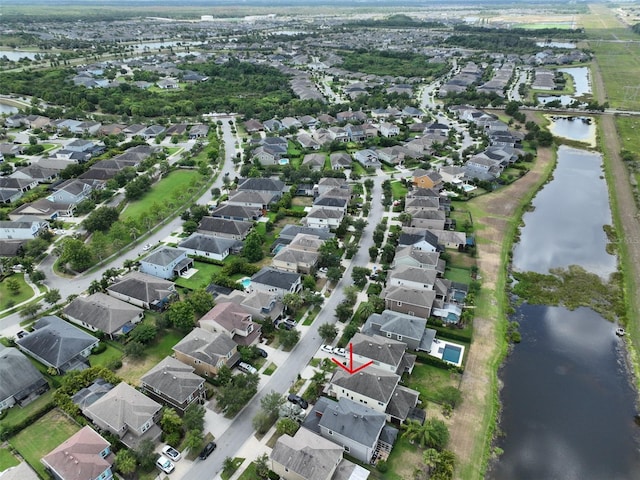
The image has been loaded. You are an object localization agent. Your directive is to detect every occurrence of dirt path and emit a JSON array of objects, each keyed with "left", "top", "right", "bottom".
[{"left": 448, "top": 144, "right": 555, "bottom": 479}]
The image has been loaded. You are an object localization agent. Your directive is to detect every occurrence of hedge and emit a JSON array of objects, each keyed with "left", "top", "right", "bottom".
[
  {"left": 429, "top": 324, "right": 473, "bottom": 343},
  {"left": 0, "top": 401, "right": 56, "bottom": 440},
  {"left": 414, "top": 350, "right": 464, "bottom": 373}
]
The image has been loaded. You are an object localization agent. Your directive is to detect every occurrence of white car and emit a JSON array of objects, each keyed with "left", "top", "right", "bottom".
[
  {"left": 156, "top": 455, "right": 175, "bottom": 474},
  {"left": 162, "top": 445, "right": 181, "bottom": 462},
  {"left": 143, "top": 243, "right": 153, "bottom": 251},
  {"left": 320, "top": 345, "right": 333, "bottom": 354},
  {"left": 333, "top": 347, "right": 346, "bottom": 357}
]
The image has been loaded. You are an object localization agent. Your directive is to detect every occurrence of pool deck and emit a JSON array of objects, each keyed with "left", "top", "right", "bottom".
[{"left": 429, "top": 338, "right": 465, "bottom": 367}]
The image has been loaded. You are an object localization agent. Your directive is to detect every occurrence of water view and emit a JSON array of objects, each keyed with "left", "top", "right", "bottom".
[
  {"left": 547, "top": 116, "right": 596, "bottom": 146},
  {"left": 0, "top": 50, "right": 38, "bottom": 61},
  {"left": 512, "top": 145, "right": 615, "bottom": 277},
  {"left": 0, "top": 103, "right": 19, "bottom": 115},
  {"left": 559, "top": 66, "right": 591, "bottom": 97}
]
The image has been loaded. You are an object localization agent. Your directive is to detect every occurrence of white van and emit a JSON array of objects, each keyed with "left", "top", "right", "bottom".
[{"left": 238, "top": 362, "right": 258, "bottom": 374}]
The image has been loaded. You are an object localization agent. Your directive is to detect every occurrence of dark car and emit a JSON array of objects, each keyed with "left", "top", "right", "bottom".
[
  {"left": 256, "top": 347, "right": 268, "bottom": 358},
  {"left": 287, "top": 393, "right": 309, "bottom": 410},
  {"left": 198, "top": 441, "right": 217, "bottom": 460}
]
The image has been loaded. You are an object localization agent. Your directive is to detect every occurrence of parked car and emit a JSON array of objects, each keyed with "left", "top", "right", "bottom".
[
  {"left": 256, "top": 347, "right": 268, "bottom": 358},
  {"left": 143, "top": 243, "right": 153, "bottom": 251},
  {"left": 287, "top": 393, "right": 309, "bottom": 410},
  {"left": 283, "top": 318, "right": 297, "bottom": 328},
  {"left": 332, "top": 347, "right": 346, "bottom": 357},
  {"left": 238, "top": 362, "right": 258, "bottom": 375},
  {"left": 156, "top": 455, "right": 175, "bottom": 474},
  {"left": 162, "top": 445, "right": 181, "bottom": 462},
  {"left": 199, "top": 441, "right": 217, "bottom": 460},
  {"left": 16, "top": 330, "right": 28, "bottom": 339},
  {"left": 320, "top": 345, "right": 333, "bottom": 354}
]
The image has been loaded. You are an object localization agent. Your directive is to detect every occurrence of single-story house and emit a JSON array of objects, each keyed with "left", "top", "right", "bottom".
[
  {"left": 178, "top": 233, "right": 240, "bottom": 261},
  {"left": 0, "top": 345, "right": 49, "bottom": 412},
  {"left": 107, "top": 272, "right": 177, "bottom": 310}
]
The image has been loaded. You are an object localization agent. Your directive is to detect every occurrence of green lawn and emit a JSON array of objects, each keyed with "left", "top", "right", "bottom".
[
  {"left": 263, "top": 363, "right": 277, "bottom": 376},
  {"left": 404, "top": 363, "right": 462, "bottom": 404},
  {"left": 0, "top": 274, "right": 35, "bottom": 310},
  {"left": 237, "top": 462, "right": 259, "bottom": 480},
  {"left": 122, "top": 170, "right": 201, "bottom": 221},
  {"left": 0, "top": 389, "right": 53, "bottom": 431},
  {"left": 352, "top": 162, "right": 366, "bottom": 176},
  {"left": 174, "top": 260, "right": 224, "bottom": 290},
  {"left": 89, "top": 343, "right": 123, "bottom": 368},
  {"left": 390, "top": 181, "right": 408, "bottom": 200},
  {"left": 221, "top": 457, "right": 244, "bottom": 480},
  {"left": 444, "top": 266, "right": 472, "bottom": 284},
  {"left": 0, "top": 447, "right": 19, "bottom": 471},
  {"left": 9, "top": 409, "right": 81, "bottom": 479}
]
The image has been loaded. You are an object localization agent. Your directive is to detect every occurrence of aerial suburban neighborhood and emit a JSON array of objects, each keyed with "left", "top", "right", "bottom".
[{"left": 1, "top": 1, "right": 639, "bottom": 480}]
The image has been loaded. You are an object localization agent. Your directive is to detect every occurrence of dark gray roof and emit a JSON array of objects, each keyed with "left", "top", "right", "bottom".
[
  {"left": 198, "top": 217, "right": 253, "bottom": 236},
  {"left": 142, "top": 247, "right": 186, "bottom": 267},
  {"left": 172, "top": 327, "right": 237, "bottom": 366},
  {"left": 313, "top": 196, "right": 347, "bottom": 208},
  {"left": 251, "top": 267, "right": 300, "bottom": 290},
  {"left": 16, "top": 315, "right": 98, "bottom": 369},
  {"left": 363, "top": 310, "right": 427, "bottom": 342},
  {"left": 0, "top": 345, "right": 47, "bottom": 403},
  {"left": 141, "top": 356, "right": 203, "bottom": 404},
  {"left": 63, "top": 292, "right": 143, "bottom": 335},
  {"left": 386, "top": 385, "right": 420, "bottom": 421},
  {"left": 330, "top": 366, "right": 399, "bottom": 404},
  {"left": 179, "top": 233, "right": 239, "bottom": 255},
  {"left": 237, "top": 177, "right": 285, "bottom": 192},
  {"left": 210, "top": 204, "right": 260, "bottom": 220},
  {"left": 107, "top": 272, "right": 175, "bottom": 304},
  {"left": 270, "top": 429, "right": 343, "bottom": 480},
  {"left": 279, "top": 225, "right": 335, "bottom": 241},
  {"left": 351, "top": 332, "right": 407, "bottom": 368},
  {"left": 398, "top": 229, "right": 439, "bottom": 248},
  {"left": 304, "top": 397, "right": 386, "bottom": 448},
  {"left": 71, "top": 378, "right": 114, "bottom": 409}
]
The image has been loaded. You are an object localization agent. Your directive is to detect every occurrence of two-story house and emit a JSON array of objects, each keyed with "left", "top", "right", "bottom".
[
  {"left": 0, "top": 219, "right": 48, "bottom": 239},
  {"left": 139, "top": 247, "right": 193, "bottom": 280},
  {"left": 198, "top": 302, "right": 261, "bottom": 346},
  {"left": 107, "top": 272, "right": 177, "bottom": 311},
  {"left": 172, "top": 327, "right": 240, "bottom": 377},
  {"left": 0, "top": 345, "right": 49, "bottom": 413},
  {"left": 350, "top": 332, "right": 416, "bottom": 375},
  {"left": 250, "top": 267, "right": 302, "bottom": 300},
  {"left": 140, "top": 356, "right": 206, "bottom": 413},
  {"left": 197, "top": 217, "right": 253, "bottom": 240},
  {"left": 362, "top": 310, "right": 436, "bottom": 352}
]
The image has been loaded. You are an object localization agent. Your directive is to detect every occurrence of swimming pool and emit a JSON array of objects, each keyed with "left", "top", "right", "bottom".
[
  {"left": 442, "top": 345, "right": 462, "bottom": 364},
  {"left": 241, "top": 278, "right": 252, "bottom": 289},
  {"left": 462, "top": 184, "right": 476, "bottom": 193},
  {"left": 278, "top": 158, "right": 290, "bottom": 165}
]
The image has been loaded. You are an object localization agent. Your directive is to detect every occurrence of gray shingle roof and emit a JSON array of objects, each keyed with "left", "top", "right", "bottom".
[
  {"left": 198, "top": 217, "right": 253, "bottom": 236},
  {"left": 237, "top": 177, "right": 285, "bottom": 192},
  {"left": 107, "top": 272, "right": 175, "bottom": 305},
  {"left": 383, "top": 286, "right": 436, "bottom": 308},
  {"left": 386, "top": 385, "right": 420, "bottom": 421},
  {"left": 63, "top": 292, "right": 143, "bottom": 335},
  {"left": 16, "top": 316, "right": 98, "bottom": 369},
  {"left": 388, "top": 265, "right": 437, "bottom": 286},
  {"left": 172, "top": 327, "right": 237, "bottom": 367},
  {"left": 142, "top": 247, "right": 186, "bottom": 267},
  {"left": 351, "top": 332, "right": 407, "bottom": 369},
  {"left": 330, "top": 366, "right": 399, "bottom": 404},
  {"left": 251, "top": 267, "right": 301, "bottom": 290},
  {"left": 271, "top": 429, "right": 343, "bottom": 480},
  {"left": 179, "top": 233, "right": 239, "bottom": 255},
  {"left": 314, "top": 397, "right": 386, "bottom": 448},
  {"left": 141, "top": 356, "right": 203, "bottom": 404},
  {"left": 363, "top": 310, "right": 427, "bottom": 342},
  {"left": 0, "top": 345, "right": 47, "bottom": 403},
  {"left": 279, "top": 225, "right": 335, "bottom": 241}
]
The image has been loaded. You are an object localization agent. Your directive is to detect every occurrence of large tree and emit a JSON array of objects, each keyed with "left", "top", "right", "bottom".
[
  {"left": 167, "top": 301, "right": 196, "bottom": 333},
  {"left": 318, "top": 323, "right": 338, "bottom": 343},
  {"left": 242, "top": 231, "right": 264, "bottom": 262},
  {"left": 83, "top": 206, "right": 120, "bottom": 233}
]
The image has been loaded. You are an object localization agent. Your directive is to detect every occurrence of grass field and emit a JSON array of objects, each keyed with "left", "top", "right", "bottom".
[
  {"left": 9, "top": 409, "right": 81, "bottom": 479},
  {"left": 0, "top": 389, "right": 54, "bottom": 431},
  {"left": 404, "top": 363, "right": 462, "bottom": 405},
  {"left": 0, "top": 448, "right": 19, "bottom": 471},
  {"left": 118, "top": 328, "right": 183, "bottom": 385},
  {"left": 444, "top": 266, "right": 472, "bottom": 284},
  {"left": 122, "top": 170, "right": 201, "bottom": 221},
  {"left": 390, "top": 180, "right": 408, "bottom": 200},
  {"left": 89, "top": 342, "right": 124, "bottom": 368},
  {"left": 0, "top": 274, "right": 34, "bottom": 310},
  {"left": 174, "top": 260, "right": 224, "bottom": 290},
  {"left": 616, "top": 116, "right": 640, "bottom": 185}
]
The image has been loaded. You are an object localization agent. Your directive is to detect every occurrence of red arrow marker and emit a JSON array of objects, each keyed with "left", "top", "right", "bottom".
[{"left": 331, "top": 342, "right": 373, "bottom": 375}]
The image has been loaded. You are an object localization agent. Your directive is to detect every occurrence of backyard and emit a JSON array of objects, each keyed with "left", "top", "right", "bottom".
[
  {"left": 9, "top": 409, "right": 81, "bottom": 479},
  {"left": 0, "top": 273, "right": 35, "bottom": 311}
]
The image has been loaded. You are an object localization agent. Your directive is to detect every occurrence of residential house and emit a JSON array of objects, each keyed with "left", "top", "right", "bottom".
[
  {"left": 297, "top": 134, "right": 321, "bottom": 151},
  {"left": 382, "top": 285, "right": 436, "bottom": 320},
  {"left": 0, "top": 345, "right": 49, "bottom": 412},
  {"left": 439, "top": 165, "right": 466, "bottom": 185},
  {"left": 314, "top": 178, "right": 349, "bottom": 197},
  {"left": 157, "top": 78, "right": 179, "bottom": 89},
  {"left": 254, "top": 145, "right": 287, "bottom": 166},
  {"left": 16, "top": 316, "right": 99, "bottom": 374},
  {"left": 140, "top": 247, "right": 193, "bottom": 280},
  {"left": 83, "top": 382, "right": 162, "bottom": 449},
  {"left": 327, "top": 366, "right": 419, "bottom": 424},
  {"left": 197, "top": 217, "right": 253, "bottom": 240},
  {"left": 165, "top": 124, "right": 188, "bottom": 137},
  {"left": 302, "top": 153, "right": 326, "bottom": 171},
  {"left": 140, "top": 356, "right": 206, "bottom": 413},
  {"left": 62, "top": 293, "right": 144, "bottom": 339},
  {"left": 140, "top": 125, "right": 166, "bottom": 140},
  {"left": 272, "top": 247, "right": 319, "bottom": 274},
  {"left": 8, "top": 198, "right": 75, "bottom": 221},
  {"left": 47, "top": 179, "right": 95, "bottom": 205},
  {"left": 387, "top": 265, "right": 437, "bottom": 291},
  {"left": 188, "top": 124, "right": 209, "bottom": 139},
  {"left": 398, "top": 229, "right": 439, "bottom": 252},
  {"left": 214, "top": 289, "right": 284, "bottom": 322},
  {"left": 408, "top": 209, "right": 446, "bottom": 230},
  {"left": 41, "top": 426, "right": 114, "bottom": 480},
  {"left": 278, "top": 225, "right": 335, "bottom": 242},
  {"left": 107, "top": 272, "right": 177, "bottom": 310},
  {"left": 354, "top": 149, "right": 381, "bottom": 169},
  {"left": 179, "top": 233, "right": 239, "bottom": 261},
  {"left": 172, "top": 327, "right": 240, "bottom": 377},
  {"left": 227, "top": 190, "right": 276, "bottom": 211},
  {"left": 236, "top": 177, "right": 286, "bottom": 196},
  {"left": 302, "top": 396, "right": 397, "bottom": 464},
  {"left": 327, "top": 127, "right": 349, "bottom": 142},
  {"left": 0, "top": 219, "right": 48, "bottom": 239},
  {"left": 11, "top": 165, "right": 59, "bottom": 184},
  {"left": 263, "top": 119, "right": 284, "bottom": 132},
  {"left": 377, "top": 146, "right": 415, "bottom": 166},
  {"left": 0, "top": 462, "right": 40, "bottom": 480},
  {"left": 362, "top": 310, "right": 436, "bottom": 352},
  {"left": 243, "top": 119, "right": 264, "bottom": 133},
  {"left": 270, "top": 428, "right": 343, "bottom": 480},
  {"left": 379, "top": 122, "right": 400, "bottom": 138},
  {"left": 198, "top": 302, "right": 261, "bottom": 346},
  {"left": 430, "top": 229, "right": 467, "bottom": 250},
  {"left": 250, "top": 267, "right": 302, "bottom": 300},
  {"left": 412, "top": 169, "right": 442, "bottom": 190},
  {"left": 329, "top": 152, "right": 352, "bottom": 170},
  {"left": 463, "top": 155, "right": 503, "bottom": 181},
  {"left": 313, "top": 196, "right": 348, "bottom": 213},
  {"left": 303, "top": 207, "right": 344, "bottom": 230},
  {"left": 347, "top": 330, "right": 409, "bottom": 381},
  {"left": 0, "top": 177, "right": 38, "bottom": 194},
  {"left": 392, "top": 246, "right": 445, "bottom": 275},
  {"left": 209, "top": 203, "right": 262, "bottom": 222},
  {"left": 281, "top": 117, "right": 302, "bottom": 130}
]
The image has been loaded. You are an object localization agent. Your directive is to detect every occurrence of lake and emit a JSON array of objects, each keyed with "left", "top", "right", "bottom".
[
  {"left": 512, "top": 145, "right": 616, "bottom": 277},
  {"left": 559, "top": 66, "right": 592, "bottom": 97},
  {"left": 0, "top": 50, "right": 38, "bottom": 61},
  {"left": 547, "top": 116, "right": 596, "bottom": 146},
  {"left": 0, "top": 103, "right": 19, "bottom": 115}
]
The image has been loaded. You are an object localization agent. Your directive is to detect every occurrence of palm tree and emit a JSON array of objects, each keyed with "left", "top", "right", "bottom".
[
  {"left": 88, "top": 280, "right": 103, "bottom": 295},
  {"left": 402, "top": 419, "right": 449, "bottom": 450},
  {"left": 423, "top": 448, "right": 440, "bottom": 475},
  {"left": 358, "top": 301, "right": 375, "bottom": 321}
]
